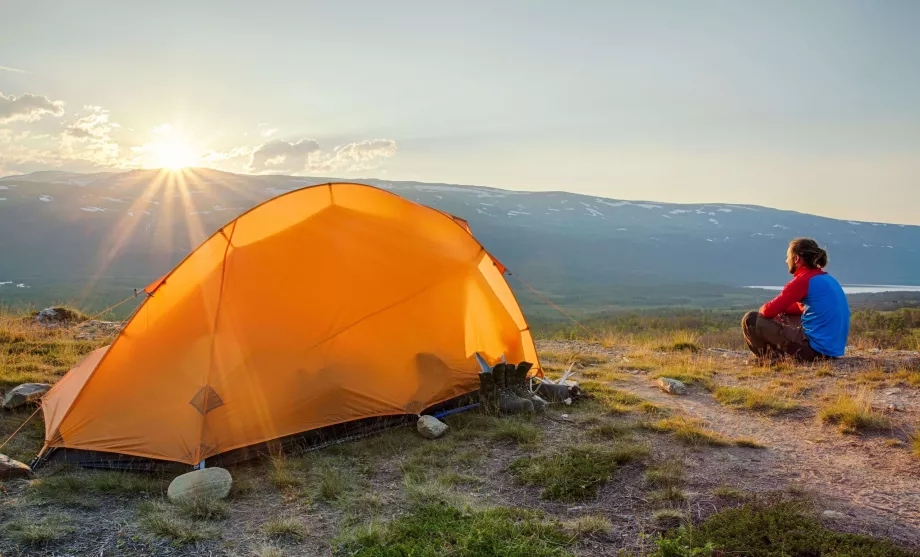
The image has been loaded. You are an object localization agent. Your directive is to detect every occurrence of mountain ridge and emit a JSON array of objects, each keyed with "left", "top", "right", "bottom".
[{"left": 1, "top": 168, "right": 918, "bottom": 312}]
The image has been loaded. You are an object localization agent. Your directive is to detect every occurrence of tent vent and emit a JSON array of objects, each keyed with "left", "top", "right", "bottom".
[{"left": 189, "top": 385, "right": 224, "bottom": 415}]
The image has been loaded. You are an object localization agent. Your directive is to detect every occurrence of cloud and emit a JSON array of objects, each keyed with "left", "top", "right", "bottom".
[
  {"left": 260, "top": 128, "right": 279, "bottom": 138},
  {"left": 0, "top": 65, "right": 26, "bottom": 74},
  {"left": 0, "top": 92, "right": 65, "bottom": 123},
  {"left": 64, "top": 106, "right": 118, "bottom": 140},
  {"left": 152, "top": 123, "right": 173, "bottom": 135},
  {"left": 246, "top": 137, "right": 398, "bottom": 174},
  {"left": 248, "top": 138, "right": 321, "bottom": 172},
  {"left": 323, "top": 139, "right": 398, "bottom": 172}
]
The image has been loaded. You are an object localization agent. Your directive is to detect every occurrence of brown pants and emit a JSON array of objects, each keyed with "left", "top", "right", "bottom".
[{"left": 742, "top": 312, "right": 826, "bottom": 362}]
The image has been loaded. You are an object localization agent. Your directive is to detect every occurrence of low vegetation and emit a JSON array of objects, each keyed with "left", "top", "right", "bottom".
[
  {"left": 138, "top": 500, "right": 220, "bottom": 545},
  {"left": 713, "top": 385, "right": 800, "bottom": 415},
  {"left": 818, "top": 388, "right": 890, "bottom": 434},
  {"left": 653, "top": 499, "right": 916, "bottom": 557},
  {"left": 261, "top": 516, "right": 308, "bottom": 541},
  {"left": 2, "top": 307, "right": 919, "bottom": 555},
  {"left": 4, "top": 516, "right": 74, "bottom": 547},
  {"left": 338, "top": 503, "right": 574, "bottom": 557},
  {"left": 510, "top": 443, "right": 649, "bottom": 501}
]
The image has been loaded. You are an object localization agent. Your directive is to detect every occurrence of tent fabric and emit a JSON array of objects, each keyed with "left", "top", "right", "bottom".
[{"left": 41, "top": 183, "right": 539, "bottom": 465}]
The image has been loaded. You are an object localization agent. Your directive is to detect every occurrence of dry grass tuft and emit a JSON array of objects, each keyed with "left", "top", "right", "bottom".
[
  {"left": 713, "top": 385, "right": 799, "bottom": 415},
  {"left": 643, "top": 416, "right": 730, "bottom": 447},
  {"left": 818, "top": 388, "right": 890, "bottom": 434},
  {"left": 261, "top": 516, "right": 308, "bottom": 541},
  {"left": 5, "top": 516, "right": 74, "bottom": 547},
  {"left": 563, "top": 514, "right": 613, "bottom": 536}
]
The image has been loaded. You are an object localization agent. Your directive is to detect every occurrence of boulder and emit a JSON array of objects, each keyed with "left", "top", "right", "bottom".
[
  {"left": 34, "top": 307, "right": 84, "bottom": 326},
  {"left": 3, "top": 383, "right": 51, "bottom": 410},
  {"left": 167, "top": 467, "right": 232, "bottom": 503},
  {"left": 417, "top": 415, "right": 448, "bottom": 439},
  {"left": 657, "top": 377, "right": 687, "bottom": 395},
  {"left": 0, "top": 453, "right": 33, "bottom": 480}
]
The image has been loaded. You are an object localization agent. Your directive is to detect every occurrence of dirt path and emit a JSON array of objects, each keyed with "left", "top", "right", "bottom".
[{"left": 623, "top": 373, "right": 920, "bottom": 547}]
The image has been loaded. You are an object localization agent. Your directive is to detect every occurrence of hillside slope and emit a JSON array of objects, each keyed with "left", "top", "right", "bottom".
[{"left": 1, "top": 168, "right": 918, "bottom": 310}]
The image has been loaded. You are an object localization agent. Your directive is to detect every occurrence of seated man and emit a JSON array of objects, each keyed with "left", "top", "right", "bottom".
[{"left": 743, "top": 238, "right": 850, "bottom": 361}]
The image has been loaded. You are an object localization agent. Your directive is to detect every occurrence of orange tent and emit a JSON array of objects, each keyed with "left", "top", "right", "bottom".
[{"left": 41, "top": 183, "right": 539, "bottom": 465}]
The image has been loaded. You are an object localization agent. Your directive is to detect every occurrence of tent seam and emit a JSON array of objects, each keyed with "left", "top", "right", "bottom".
[{"left": 193, "top": 223, "right": 237, "bottom": 463}]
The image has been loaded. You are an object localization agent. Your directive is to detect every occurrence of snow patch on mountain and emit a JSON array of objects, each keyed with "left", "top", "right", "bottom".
[
  {"left": 38, "top": 195, "right": 53, "bottom": 202},
  {"left": 81, "top": 207, "right": 106, "bottom": 212}
]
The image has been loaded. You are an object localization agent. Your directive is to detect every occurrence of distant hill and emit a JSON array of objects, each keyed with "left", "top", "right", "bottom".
[{"left": 1, "top": 168, "right": 918, "bottom": 314}]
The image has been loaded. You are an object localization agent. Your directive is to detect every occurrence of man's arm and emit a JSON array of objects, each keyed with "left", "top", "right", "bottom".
[{"left": 760, "top": 276, "right": 809, "bottom": 319}]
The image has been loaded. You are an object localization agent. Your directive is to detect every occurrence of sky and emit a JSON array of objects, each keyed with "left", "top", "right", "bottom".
[{"left": 1, "top": 1, "right": 919, "bottom": 224}]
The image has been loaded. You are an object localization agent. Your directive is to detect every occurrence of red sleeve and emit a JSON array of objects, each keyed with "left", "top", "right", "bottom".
[
  {"left": 783, "top": 302, "right": 805, "bottom": 316},
  {"left": 760, "top": 275, "right": 810, "bottom": 318}
]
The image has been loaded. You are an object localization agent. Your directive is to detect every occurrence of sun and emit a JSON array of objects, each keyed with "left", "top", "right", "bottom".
[{"left": 152, "top": 139, "right": 198, "bottom": 170}]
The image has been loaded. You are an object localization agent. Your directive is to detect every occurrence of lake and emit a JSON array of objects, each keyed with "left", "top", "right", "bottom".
[{"left": 747, "top": 285, "right": 920, "bottom": 294}]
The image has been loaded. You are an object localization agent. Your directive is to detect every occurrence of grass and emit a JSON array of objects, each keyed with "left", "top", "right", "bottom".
[
  {"left": 175, "top": 496, "right": 230, "bottom": 521},
  {"left": 562, "top": 514, "right": 613, "bottom": 536},
  {"left": 910, "top": 431, "right": 920, "bottom": 458},
  {"left": 338, "top": 503, "right": 574, "bottom": 557},
  {"left": 646, "top": 459, "right": 686, "bottom": 504},
  {"left": 510, "top": 443, "right": 649, "bottom": 501},
  {"left": 25, "top": 471, "right": 165, "bottom": 508},
  {"left": 5, "top": 516, "right": 74, "bottom": 546},
  {"left": 317, "top": 466, "right": 347, "bottom": 501},
  {"left": 588, "top": 422, "right": 632, "bottom": 440},
  {"left": 653, "top": 499, "right": 916, "bottom": 557},
  {"left": 269, "top": 456, "right": 304, "bottom": 490},
  {"left": 138, "top": 500, "right": 220, "bottom": 545},
  {"left": 491, "top": 417, "right": 542, "bottom": 446},
  {"left": 713, "top": 386, "right": 799, "bottom": 415},
  {"left": 643, "top": 416, "right": 730, "bottom": 447},
  {"left": 652, "top": 508, "right": 686, "bottom": 527},
  {"left": 649, "top": 359, "right": 717, "bottom": 391},
  {"left": 580, "top": 382, "right": 648, "bottom": 414},
  {"left": 252, "top": 544, "right": 285, "bottom": 557},
  {"left": 818, "top": 388, "right": 890, "bottom": 434},
  {"left": 712, "top": 485, "right": 747, "bottom": 500},
  {"left": 645, "top": 459, "right": 684, "bottom": 488},
  {"left": 261, "top": 517, "right": 308, "bottom": 541}
]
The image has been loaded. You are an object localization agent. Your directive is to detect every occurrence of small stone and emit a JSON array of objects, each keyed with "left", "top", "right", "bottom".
[
  {"left": 868, "top": 348, "right": 882, "bottom": 354},
  {"left": 657, "top": 377, "right": 687, "bottom": 395},
  {"left": 167, "top": 467, "right": 232, "bottom": 503},
  {"left": 822, "top": 510, "right": 847, "bottom": 520},
  {"left": 0, "top": 453, "right": 33, "bottom": 480},
  {"left": 416, "top": 415, "right": 448, "bottom": 440},
  {"left": 3, "top": 383, "right": 51, "bottom": 410},
  {"left": 886, "top": 403, "right": 905, "bottom": 412}
]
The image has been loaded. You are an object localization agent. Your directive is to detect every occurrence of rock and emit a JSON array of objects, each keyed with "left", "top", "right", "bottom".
[
  {"left": 417, "top": 415, "right": 448, "bottom": 439},
  {"left": 822, "top": 510, "right": 847, "bottom": 520},
  {"left": 3, "top": 383, "right": 51, "bottom": 410},
  {"left": 167, "top": 467, "right": 232, "bottom": 503},
  {"left": 886, "top": 403, "right": 905, "bottom": 412},
  {"left": 657, "top": 377, "right": 687, "bottom": 395},
  {"left": 868, "top": 348, "right": 882, "bottom": 354},
  {"left": 0, "top": 453, "right": 33, "bottom": 480},
  {"left": 34, "top": 307, "right": 84, "bottom": 326}
]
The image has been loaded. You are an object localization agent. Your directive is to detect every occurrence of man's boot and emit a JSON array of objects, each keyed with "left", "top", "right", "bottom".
[
  {"left": 493, "top": 363, "right": 534, "bottom": 415},
  {"left": 478, "top": 370, "right": 499, "bottom": 415},
  {"left": 508, "top": 362, "right": 547, "bottom": 412}
]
